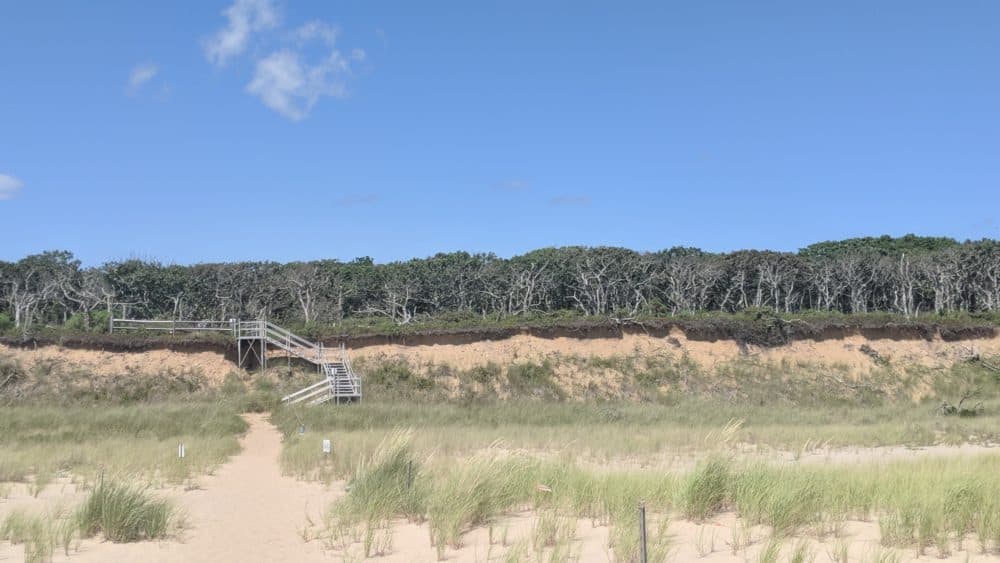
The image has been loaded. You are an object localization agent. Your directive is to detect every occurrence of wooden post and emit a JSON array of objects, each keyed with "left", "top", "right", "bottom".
[{"left": 638, "top": 502, "right": 648, "bottom": 563}]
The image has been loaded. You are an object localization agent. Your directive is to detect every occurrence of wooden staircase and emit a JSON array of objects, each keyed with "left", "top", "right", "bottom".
[
  {"left": 110, "top": 318, "right": 361, "bottom": 405},
  {"left": 238, "top": 321, "right": 361, "bottom": 405}
]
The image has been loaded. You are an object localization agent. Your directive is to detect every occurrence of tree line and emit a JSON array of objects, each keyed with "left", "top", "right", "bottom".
[{"left": 1, "top": 235, "right": 998, "bottom": 332}]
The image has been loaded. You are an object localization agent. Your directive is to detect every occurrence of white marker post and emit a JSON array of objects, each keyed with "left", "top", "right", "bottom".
[
  {"left": 322, "top": 439, "right": 331, "bottom": 456},
  {"left": 178, "top": 443, "right": 186, "bottom": 459}
]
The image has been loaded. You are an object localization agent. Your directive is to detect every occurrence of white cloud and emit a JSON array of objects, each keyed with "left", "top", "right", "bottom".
[
  {"left": 295, "top": 21, "right": 337, "bottom": 45},
  {"left": 204, "top": 1, "right": 364, "bottom": 120},
  {"left": 247, "top": 48, "right": 351, "bottom": 121},
  {"left": 127, "top": 63, "right": 159, "bottom": 95},
  {"left": 0, "top": 174, "right": 23, "bottom": 200},
  {"left": 204, "top": 0, "right": 279, "bottom": 66}
]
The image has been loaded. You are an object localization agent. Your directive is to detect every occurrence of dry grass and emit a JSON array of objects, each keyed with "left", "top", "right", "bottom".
[{"left": 0, "top": 402, "right": 247, "bottom": 489}]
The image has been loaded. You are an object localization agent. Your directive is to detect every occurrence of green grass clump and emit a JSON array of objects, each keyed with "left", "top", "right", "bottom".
[
  {"left": 731, "top": 466, "right": 824, "bottom": 536},
  {"left": 342, "top": 429, "right": 425, "bottom": 522},
  {"left": 76, "top": 478, "right": 173, "bottom": 542},
  {"left": 326, "top": 430, "right": 426, "bottom": 557},
  {"left": 680, "top": 455, "right": 731, "bottom": 520},
  {"left": 426, "top": 453, "right": 537, "bottom": 552}
]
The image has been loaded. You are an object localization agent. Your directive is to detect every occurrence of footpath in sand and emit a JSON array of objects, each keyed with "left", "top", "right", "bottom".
[{"left": 54, "top": 414, "right": 341, "bottom": 563}]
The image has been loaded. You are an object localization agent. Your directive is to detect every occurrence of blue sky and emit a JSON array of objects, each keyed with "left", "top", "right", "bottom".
[{"left": 1, "top": 1, "right": 998, "bottom": 266}]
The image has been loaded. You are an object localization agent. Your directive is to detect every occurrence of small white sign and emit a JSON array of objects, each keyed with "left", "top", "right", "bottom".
[
  {"left": 178, "top": 443, "right": 186, "bottom": 459},
  {"left": 322, "top": 439, "right": 331, "bottom": 455}
]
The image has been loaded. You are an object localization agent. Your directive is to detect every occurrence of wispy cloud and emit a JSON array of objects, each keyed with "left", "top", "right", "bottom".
[
  {"left": 127, "top": 63, "right": 159, "bottom": 95},
  {"left": 334, "top": 194, "right": 379, "bottom": 207},
  {"left": 203, "top": 0, "right": 279, "bottom": 66},
  {"left": 247, "top": 49, "right": 351, "bottom": 121},
  {"left": 295, "top": 21, "right": 337, "bottom": 45},
  {"left": 548, "top": 195, "right": 591, "bottom": 207},
  {"left": 0, "top": 174, "right": 23, "bottom": 200},
  {"left": 492, "top": 180, "right": 529, "bottom": 192}
]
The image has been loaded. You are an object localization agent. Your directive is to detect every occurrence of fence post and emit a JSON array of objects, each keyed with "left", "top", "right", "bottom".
[{"left": 638, "top": 502, "right": 648, "bottom": 563}]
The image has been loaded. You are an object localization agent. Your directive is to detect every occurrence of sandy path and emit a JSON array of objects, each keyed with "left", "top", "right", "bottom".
[{"left": 54, "top": 414, "right": 340, "bottom": 562}]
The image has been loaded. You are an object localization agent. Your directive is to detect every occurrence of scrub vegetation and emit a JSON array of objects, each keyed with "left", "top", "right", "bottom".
[{"left": 2, "top": 236, "right": 998, "bottom": 340}]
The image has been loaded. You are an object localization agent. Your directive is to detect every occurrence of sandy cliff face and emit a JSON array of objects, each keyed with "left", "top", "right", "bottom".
[
  {"left": 2, "top": 328, "right": 997, "bottom": 397},
  {"left": 0, "top": 343, "right": 234, "bottom": 381},
  {"left": 350, "top": 328, "right": 1000, "bottom": 374}
]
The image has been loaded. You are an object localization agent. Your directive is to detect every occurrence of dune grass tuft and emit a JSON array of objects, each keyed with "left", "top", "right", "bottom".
[
  {"left": 76, "top": 477, "right": 173, "bottom": 542},
  {"left": 680, "top": 455, "right": 731, "bottom": 521},
  {"left": 315, "top": 422, "right": 1000, "bottom": 559},
  {"left": 1, "top": 510, "right": 55, "bottom": 563}
]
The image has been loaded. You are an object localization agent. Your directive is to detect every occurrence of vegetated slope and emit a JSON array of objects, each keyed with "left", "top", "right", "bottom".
[
  {"left": 349, "top": 325, "right": 1000, "bottom": 402},
  {"left": 4, "top": 321, "right": 996, "bottom": 403}
]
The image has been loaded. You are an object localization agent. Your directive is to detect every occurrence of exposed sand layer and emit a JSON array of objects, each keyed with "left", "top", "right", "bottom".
[
  {"left": 3, "top": 329, "right": 998, "bottom": 395},
  {"left": 0, "top": 343, "right": 235, "bottom": 382},
  {"left": 349, "top": 328, "right": 1000, "bottom": 400},
  {"left": 352, "top": 328, "right": 1000, "bottom": 374}
]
